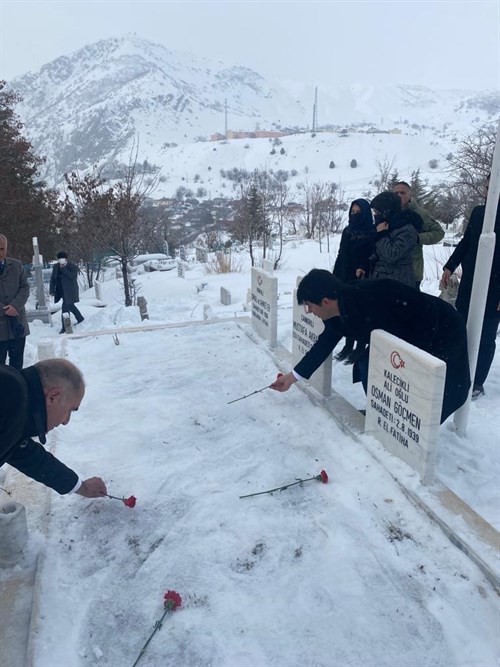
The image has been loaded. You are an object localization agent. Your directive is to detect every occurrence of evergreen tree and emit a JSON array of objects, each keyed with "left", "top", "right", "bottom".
[{"left": 0, "top": 81, "right": 58, "bottom": 261}]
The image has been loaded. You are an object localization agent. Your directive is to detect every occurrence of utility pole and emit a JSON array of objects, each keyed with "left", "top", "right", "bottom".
[
  {"left": 224, "top": 98, "right": 228, "bottom": 141},
  {"left": 312, "top": 87, "right": 318, "bottom": 133}
]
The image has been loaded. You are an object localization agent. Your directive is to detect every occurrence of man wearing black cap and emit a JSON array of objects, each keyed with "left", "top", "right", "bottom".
[{"left": 49, "top": 251, "right": 84, "bottom": 333}]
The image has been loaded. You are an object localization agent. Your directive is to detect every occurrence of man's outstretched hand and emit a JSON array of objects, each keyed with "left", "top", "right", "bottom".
[
  {"left": 76, "top": 477, "right": 108, "bottom": 498},
  {"left": 270, "top": 372, "right": 297, "bottom": 393}
]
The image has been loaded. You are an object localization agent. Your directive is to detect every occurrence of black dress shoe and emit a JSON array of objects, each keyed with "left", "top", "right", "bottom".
[
  {"left": 334, "top": 347, "right": 353, "bottom": 361},
  {"left": 59, "top": 328, "right": 66, "bottom": 334}
]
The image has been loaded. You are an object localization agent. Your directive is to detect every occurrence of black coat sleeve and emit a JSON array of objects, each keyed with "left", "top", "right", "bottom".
[
  {"left": 6, "top": 439, "right": 79, "bottom": 495},
  {"left": 444, "top": 207, "right": 481, "bottom": 272},
  {"left": 294, "top": 320, "right": 342, "bottom": 379}
]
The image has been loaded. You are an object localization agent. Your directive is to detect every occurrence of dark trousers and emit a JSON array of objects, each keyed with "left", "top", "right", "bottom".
[
  {"left": 474, "top": 316, "right": 499, "bottom": 387},
  {"left": 61, "top": 301, "right": 83, "bottom": 326},
  {"left": 0, "top": 337, "right": 26, "bottom": 370}
]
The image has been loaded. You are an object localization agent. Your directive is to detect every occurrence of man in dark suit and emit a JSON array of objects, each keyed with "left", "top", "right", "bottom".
[
  {"left": 0, "top": 358, "right": 107, "bottom": 497},
  {"left": 271, "top": 269, "right": 471, "bottom": 424},
  {"left": 441, "top": 175, "right": 500, "bottom": 399}
]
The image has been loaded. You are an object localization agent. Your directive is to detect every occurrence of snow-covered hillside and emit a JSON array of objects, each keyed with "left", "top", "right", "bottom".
[{"left": 8, "top": 33, "right": 500, "bottom": 191}]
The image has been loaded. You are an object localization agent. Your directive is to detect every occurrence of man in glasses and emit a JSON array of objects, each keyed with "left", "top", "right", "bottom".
[
  {"left": 393, "top": 181, "right": 444, "bottom": 290},
  {"left": 271, "top": 269, "right": 470, "bottom": 424}
]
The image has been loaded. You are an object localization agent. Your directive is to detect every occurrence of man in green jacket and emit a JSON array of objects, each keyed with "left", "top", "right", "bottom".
[{"left": 393, "top": 181, "right": 444, "bottom": 289}]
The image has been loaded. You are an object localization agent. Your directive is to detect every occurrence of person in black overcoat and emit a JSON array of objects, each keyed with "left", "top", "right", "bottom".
[
  {"left": 332, "top": 198, "right": 375, "bottom": 364},
  {"left": 441, "top": 177, "right": 499, "bottom": 399},
  {"left": 0, "top": 359, "right": 107, "bottom": 497},
  {"left": 271, "top": 269, "right": 471, "bottom": 424},
  {"left": 49, "top": 251, "right": 84, "bottom": 333}
]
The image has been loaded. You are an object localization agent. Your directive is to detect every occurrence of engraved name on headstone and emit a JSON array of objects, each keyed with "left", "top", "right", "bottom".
[
  {"left": 291, "top": 286, "right": 332, "bottom": 397},
  {"left": 251, "top": 267, "right": 278, "bottom": 348},
  {"left": 364, "top": 329, "right": 446, "bottom": 485}
]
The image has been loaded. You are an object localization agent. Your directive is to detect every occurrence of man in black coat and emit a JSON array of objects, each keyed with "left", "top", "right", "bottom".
[
  {"left": 0, "top": 358, "right": 107, "bottom": 497},
  {"left": 49, "top": 251, "right": 84, "bottom": 333},
  {"left": 441, "top": 178, "right": 500, "bottom": 399},
  {"left": 271, "top": 269, "right": 471, "bottom": 423}
]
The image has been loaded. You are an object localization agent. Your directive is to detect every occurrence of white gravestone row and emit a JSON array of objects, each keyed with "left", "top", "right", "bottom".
[
  {"left": 220, "top": 287, "right": 232, "bottom": 306},
  {"left": 291, "top": 283, "right": 332, "bottom": 397},
  {"left": 364, "top": 329, "right": 446, "bottom": 485},
  {"left": 251, "top": 267, "right": 278, "bottom": 348}
]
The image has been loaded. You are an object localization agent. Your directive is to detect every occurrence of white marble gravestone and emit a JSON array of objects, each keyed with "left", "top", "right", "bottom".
[
  {"left": 291, "top": 286, "right": 332, "bottom": 396},
  {"left": 251, "top": 267, "right": 278, "bottom": 348},
  {"left": 177, "top": 262, "right": 186, "bottom": 278},
  {"left": 364, "top": 329, "right": 446, "bottom": 485},
  {"left": 262, "top": 258, "right": 274, "bottom": 273}
]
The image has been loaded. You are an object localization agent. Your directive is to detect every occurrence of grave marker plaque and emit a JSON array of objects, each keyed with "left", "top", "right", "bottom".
[
  {"left": 291, "top": 287, "right": 332, "bottom": 396},
  {"left": 251, "top": 267, "right": 278, "bottom": 348},
  {"left": 364, "top": 329, "right": 446, "bottom": 485}
]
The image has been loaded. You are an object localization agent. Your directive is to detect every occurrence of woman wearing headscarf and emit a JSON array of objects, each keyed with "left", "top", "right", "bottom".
[{"left": 332, "top": 198, "right": 375, "bottom": 364}]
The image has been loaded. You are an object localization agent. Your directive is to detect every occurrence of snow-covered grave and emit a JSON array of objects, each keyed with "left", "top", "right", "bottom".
[
  {"left": 1, "top": 239, "right": 499, "bottom": 666},
  {"left": 24, "top": 323, "right": 500, "bottom": 665}
]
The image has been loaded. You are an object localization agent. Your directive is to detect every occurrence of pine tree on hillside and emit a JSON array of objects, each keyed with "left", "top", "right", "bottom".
[{"left": 0, "top": 81, "right": 59, "bottom": 261}]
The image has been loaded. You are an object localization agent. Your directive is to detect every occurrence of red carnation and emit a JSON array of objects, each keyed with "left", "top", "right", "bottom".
[
  {"left": 240, "top": 470, "right": 330, "bottom": 498},
  {"left": 132, "top": 590, "right": 182, "bottom": 667},
  {"left": 318, "top": 470, "right": 328, "bottom": 484},
  {"left": 164, "top": 590, "right": 182, "bottom": 610},
  {"left": 123, "top": 495, "right": 137, "bottom": 508}
]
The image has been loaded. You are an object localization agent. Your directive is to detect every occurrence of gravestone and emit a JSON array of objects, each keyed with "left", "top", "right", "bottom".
[
  {"left": 262, "top": 258, "right": 274, "bottom": 273},
  {"left": 291, "top": 284, "right": 332, "bottom": 396},
  {"left": 196, "top": 246, "right": 208, "bottom": 262},
  {"left": 137, "top": 296, "right": 149, "bottom": 320},
  {"left": 179, "top": 245, "right": 187, "bottom": 261},
  {"left": 220, "top": 287, "right": 232, "bottom": 306},
  {"left": 251, "top": 267, "right": 278, "bottom": 348},
  {"left": 37, "top": 339, "right": 55, "bottom": 361},
  {"left": 177, "top": 262, "right": 186, "bottom": 278},
  {"left": 26, "top": 237, "right": 51, "bottom": 324},
  {"left": 94, "top": 281, "right": 103, "bottom": 300},
  {"left": 364, "top": 329, "right": 446, "bottom": 485},
  {"left": 62, "top": 314, "right": 73, "bottom": 334},
  {"left": 163, "top": 240, "right": 169, "bottom": 257}
]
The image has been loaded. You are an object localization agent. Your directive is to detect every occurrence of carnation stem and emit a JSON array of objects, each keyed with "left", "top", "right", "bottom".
[
  {"left": 239, "top": 476, "right": 317, "bottom": 499},
  {"left": 105, "top": 494, "right": 123, "bottom": 501},
  {"left": 131, "top": 606, "right": 170, "bottom": 667}
]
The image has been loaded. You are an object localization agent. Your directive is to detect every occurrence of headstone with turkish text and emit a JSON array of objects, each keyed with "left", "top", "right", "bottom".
[
  {"left": 291, "top": 284, "right": 332, "bottom": 397},
  {"left": 179, "top": 245, "right": 187, "bottom": 261},
  {"left": 177, "top": 262, "right": 186, "bottom": 278},
  {"left": 364, "top": 329, "right": 446, "bottom": 485},
  {"left": 251, "top": 267, "right": 278, "bottom": 348},
  {"left": 94, "top": 281, "right": 102, "bottom": 301}
]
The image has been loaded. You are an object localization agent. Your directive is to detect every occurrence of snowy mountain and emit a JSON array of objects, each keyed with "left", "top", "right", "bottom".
[{"left": 8, "top": 33, "right": 500, "bottom": 192}]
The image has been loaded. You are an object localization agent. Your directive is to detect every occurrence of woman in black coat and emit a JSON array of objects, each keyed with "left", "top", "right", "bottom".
[
  {"left": 49, "top": 251, "right": 84, "bottom": 333},
  {"left": 370, "top": 192, "right": 423, "bottom": 288},
  {"left": 332, "top": 198, "right": 375, "bottom": 364}
]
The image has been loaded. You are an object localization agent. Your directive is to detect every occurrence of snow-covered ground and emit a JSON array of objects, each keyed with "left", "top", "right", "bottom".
[{"left": 11, "top": 238, "right": 500, "bottom": 666}]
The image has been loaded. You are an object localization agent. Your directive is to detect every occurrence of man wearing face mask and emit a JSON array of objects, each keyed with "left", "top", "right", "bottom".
[
  {"left": 49, "top": 251, "right": 84, "bottom": 333},
  {"left": 369, "top": 191, "right": 423, "bottom": 288}
]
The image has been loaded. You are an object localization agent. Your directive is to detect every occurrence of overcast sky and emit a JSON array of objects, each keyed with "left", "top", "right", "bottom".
[{"left": 0, "top": 0, "right": 499, "bottom": 90}]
